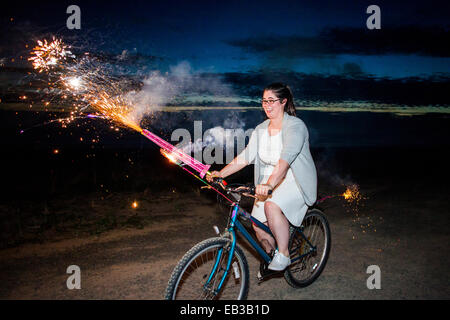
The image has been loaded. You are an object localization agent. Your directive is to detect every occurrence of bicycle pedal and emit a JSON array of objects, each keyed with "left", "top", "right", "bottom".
[
  {"left": 257, "top": 271, "right": 264, "bottom": 284},
  {"left": 257, "top": 262, "right": 280, "bottom": 282}
]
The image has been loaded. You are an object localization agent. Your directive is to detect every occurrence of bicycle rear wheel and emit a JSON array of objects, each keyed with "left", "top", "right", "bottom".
[
  {"left": 284, "top": 208, "right": 331, "bottom": 288},
  {"left": 165, "top": 237, "right": 249, "bottom": 300}
]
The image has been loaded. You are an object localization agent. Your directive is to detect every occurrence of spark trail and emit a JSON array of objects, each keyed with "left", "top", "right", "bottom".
[{"left": 28, "top": 37, "right": 211, "bottom": 178}]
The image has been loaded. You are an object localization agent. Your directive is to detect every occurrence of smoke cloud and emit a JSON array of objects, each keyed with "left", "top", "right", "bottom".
[
  {"left": 124, "top": 61, "right": 250, "bottom": 163},
  {"left": 125, "top": 60, "right": 235, "bottom": 125}
]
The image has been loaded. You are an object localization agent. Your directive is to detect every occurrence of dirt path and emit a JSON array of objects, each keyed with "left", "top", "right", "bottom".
[{"left": 0, "top": 181, "right": 448, "bottom": 300}]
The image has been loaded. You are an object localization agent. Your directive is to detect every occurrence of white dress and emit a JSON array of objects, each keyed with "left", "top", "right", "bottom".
[{"left": 250, "top": 129, "right": 308, "bottom": 227}]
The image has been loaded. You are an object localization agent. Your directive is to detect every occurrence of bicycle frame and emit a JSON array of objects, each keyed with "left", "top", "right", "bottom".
[{"left": 205, "top": 202, "right": 316, "bottom": 295}]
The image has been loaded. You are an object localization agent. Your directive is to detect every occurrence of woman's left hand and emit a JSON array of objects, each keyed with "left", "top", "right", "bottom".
[{"left": 255, "top": 184, "right": 273, "bottom": 197}]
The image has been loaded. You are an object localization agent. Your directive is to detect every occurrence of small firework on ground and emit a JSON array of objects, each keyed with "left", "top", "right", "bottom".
[
  {"left": 317, "top": 184, "right": 375, "bottom": 239},
  {"left": 340, "top": 184, "right": 378, "bottom": 239},
  {"left": 316, "top": 183, "right": 364, "bottom": 207},
  {"left": 342, "top": 184, "right": 363, "bottom": 208}
]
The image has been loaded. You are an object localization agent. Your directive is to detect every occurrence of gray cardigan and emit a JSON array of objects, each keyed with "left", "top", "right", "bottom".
[{"left": 236, "top": 112, "right": 318, "bottom": 206}]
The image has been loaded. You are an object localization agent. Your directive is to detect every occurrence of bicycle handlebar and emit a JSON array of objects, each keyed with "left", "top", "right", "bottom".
[{"left": 212, "top": 178, "right": 272, "bottom": 196}]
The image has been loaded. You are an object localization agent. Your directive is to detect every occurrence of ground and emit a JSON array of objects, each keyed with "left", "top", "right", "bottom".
[{"left": 1, "top": 174, "right": 448, "bottom": 300}]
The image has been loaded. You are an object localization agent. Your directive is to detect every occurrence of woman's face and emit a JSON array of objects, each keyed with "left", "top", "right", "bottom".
[{"left": 262, "top": 90, "right": 286, "bottom": 119}]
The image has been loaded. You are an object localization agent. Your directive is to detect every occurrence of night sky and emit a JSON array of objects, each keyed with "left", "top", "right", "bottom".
[{"left": 1, "top": 0, "right": 450, "bottom": 107}]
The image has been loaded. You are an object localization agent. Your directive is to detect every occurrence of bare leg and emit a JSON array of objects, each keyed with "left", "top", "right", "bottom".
[
  {"left": 253, "top": 222, "right": 276, "bottom": 254},
  {"left": 264, "top": 201, "right": 290, "bottom": 257}
]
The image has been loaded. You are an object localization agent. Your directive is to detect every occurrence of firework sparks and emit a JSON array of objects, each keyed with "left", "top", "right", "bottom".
[
  {"left": 160, "top": 149, "right": 181, "bottom": 165},
  {"left": 88, "top": 91, "right": 142, "bottom": 133},
  {"left": 65, "top": 76, "right": 84, "bottom": 91},
  {"left": 342, "top": 184, "right": 362, "bottom": 204},
  {"left": 338, "top": 183, "right": 376, "bottom": 239},
  {"left": 28, "top": 37, "right": 215, "bottom": 179},
  {"left": 28, "top": 37, "right": 145, "bottom": 134},
  {"left": 142, "top": 128, "right": 210, "bottom": 178},
  {"left": 28, "top": 38, "right": 72, "bottom": 72},
  {"left": 316, "top": 183, "right": 363, "bottom": 205}
]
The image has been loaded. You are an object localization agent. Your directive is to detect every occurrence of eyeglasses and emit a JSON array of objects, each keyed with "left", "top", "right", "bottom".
[{"left": 261, "top": 99, "right": 281, "bottom": 105}]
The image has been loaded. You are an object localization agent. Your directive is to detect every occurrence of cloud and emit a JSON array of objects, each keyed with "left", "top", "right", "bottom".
[
  {"left": 225, "top": 26, "right": 450, "bottom": 58},
  {"left": 221, "top": 70, "right": 450, "bottom": 105}
]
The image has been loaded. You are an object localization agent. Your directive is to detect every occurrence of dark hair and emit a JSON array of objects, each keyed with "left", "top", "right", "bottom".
[{"left": 263, "top": 82, "right": 296, "bottom": 116}]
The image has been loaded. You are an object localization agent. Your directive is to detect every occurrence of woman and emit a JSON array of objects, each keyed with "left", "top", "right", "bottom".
[{"left": 207, "top": 82, "right": 317, "bottom": 271}]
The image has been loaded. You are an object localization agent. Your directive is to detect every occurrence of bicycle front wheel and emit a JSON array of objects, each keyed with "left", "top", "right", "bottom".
[
  {"left": 164, "top": 237, "right": 249, "bottom": 300},
  {"left": 284, "top": 208, "right": 331, "bottom": 288}
]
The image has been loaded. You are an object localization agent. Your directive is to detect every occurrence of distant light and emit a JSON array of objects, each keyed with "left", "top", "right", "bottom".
[
  {"left": 132, "top": 201, "right": 138, "bottom": 209},
  {"left": 53, "top": 149, "right": 59, "bottom": 154}
]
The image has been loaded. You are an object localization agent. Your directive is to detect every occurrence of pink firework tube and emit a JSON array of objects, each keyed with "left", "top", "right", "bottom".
[{"left": 141, "top": 129, "right": 211, "bottom": 178}]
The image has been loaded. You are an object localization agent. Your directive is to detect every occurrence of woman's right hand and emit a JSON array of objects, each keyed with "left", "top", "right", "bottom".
[{"left": 206, "top": 171, "right": 222, "bottom": 183}]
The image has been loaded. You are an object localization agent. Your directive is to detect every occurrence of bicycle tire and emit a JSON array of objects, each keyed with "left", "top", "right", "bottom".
[
  {"left": 284, "top": 208, "right": 331, "bottom": 288},
  {"left": 165, "top": 237, "right": 250, "bottom": 300}
]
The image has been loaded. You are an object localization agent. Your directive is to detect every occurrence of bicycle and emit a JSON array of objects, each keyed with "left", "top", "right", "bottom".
[{"left": 164, "top": 179, "right": 331, "bottom": 300}]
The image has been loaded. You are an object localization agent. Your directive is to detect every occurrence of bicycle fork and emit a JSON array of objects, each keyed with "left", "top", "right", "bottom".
[{"left": 203, "top": 205, "right": 239, "bottom": 296}]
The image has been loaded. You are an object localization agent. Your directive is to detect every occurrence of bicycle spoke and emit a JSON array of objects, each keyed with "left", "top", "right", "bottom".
[
  {"left": 285, "top": 210, "right": 330, "bottom": 287},
  {"left": 167, "top": 239, "right": 248, "bottom": 300}
]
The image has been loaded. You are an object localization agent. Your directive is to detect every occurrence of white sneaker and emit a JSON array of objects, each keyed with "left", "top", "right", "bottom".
[{"left": 268, "top": 250, "right": 291, "bottom": 271}]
